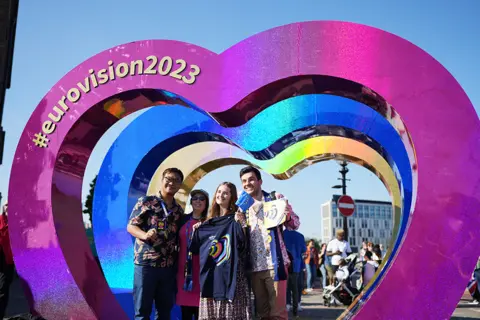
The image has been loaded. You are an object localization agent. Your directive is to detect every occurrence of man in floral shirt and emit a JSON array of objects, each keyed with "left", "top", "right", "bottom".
[
  {"left": 239, "top": 166, "right": 300, "bottom": 320},
  {"left": 127, "top": 168, "right": 186, "bottom": 320}
]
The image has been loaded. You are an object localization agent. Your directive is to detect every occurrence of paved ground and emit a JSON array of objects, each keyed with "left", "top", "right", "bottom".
[
  {"left": 4, "top": 275, "right": 480, "bottom": 319},
  {"left": 295, "top": 286, "right": 480, "bottom": 320}
]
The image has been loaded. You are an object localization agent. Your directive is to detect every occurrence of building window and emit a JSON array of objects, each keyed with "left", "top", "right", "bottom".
[
  {"left": 373, "top": 220, "right": 378, "bottom": 228},
  {"left": 385, "top": 220, "right": 388, "bottom": 228},
  {"left": 362, "top": 219, "right": 367, "bottom": 228},
  {"left": 358, "top": 229, "right": 362, "bottom": 237},
  {"left": 332, "top": 205, "right": 337, "bottom": 217},
  {"left": 350, "top": 237, "right": 356, "bottom": 246}
]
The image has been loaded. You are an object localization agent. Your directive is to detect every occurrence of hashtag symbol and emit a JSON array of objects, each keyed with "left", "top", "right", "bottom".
[{"left": 32, "top": 132, "right": 49, "bottom": 148}]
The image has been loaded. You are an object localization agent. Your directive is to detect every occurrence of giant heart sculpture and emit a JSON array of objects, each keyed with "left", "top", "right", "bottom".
[{"left": 8, "top": 21, "right": 480, "bottom": 320}]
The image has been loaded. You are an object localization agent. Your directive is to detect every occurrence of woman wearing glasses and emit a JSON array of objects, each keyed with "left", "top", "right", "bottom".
[{"left": 177, "top": 190, "right": 210, "bottom": 320}]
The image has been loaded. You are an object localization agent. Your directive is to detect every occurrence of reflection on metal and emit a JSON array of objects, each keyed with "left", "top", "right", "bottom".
[
  {"left": 92, "top": 99, "right": 408, "bottom": 318},
  {"left": 8, "top": 21, "right": 479, "bottom": 320}
]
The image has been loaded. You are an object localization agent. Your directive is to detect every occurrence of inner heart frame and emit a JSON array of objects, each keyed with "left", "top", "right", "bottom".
[{"left": 8, "top": 21, "right": 480, "bottom": 320}]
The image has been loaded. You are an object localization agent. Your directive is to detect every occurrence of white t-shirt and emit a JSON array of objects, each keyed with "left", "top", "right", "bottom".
[
  {"left": 363, "top": 260, "right": 379, "bottom": 285},
  {"left": 326, "top": 239, "right": 352, "bottom": 266},
  {"left": 335, "top": 265, "right": 350, "bottom": 281}
]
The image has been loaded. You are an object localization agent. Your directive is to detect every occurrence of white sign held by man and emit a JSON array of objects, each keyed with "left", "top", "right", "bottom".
[{"left": 263, "top": 199, "right": 287, "bottom": 229}]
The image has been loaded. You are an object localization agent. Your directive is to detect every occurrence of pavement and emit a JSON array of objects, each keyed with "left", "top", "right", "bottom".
[{"left": 4, "top": 275, "right": 480, "bottom": 319}]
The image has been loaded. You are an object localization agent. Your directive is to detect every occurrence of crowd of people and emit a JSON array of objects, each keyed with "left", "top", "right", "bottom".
[
  {"left": 127, "top": 166, "right": 301, "bottom": 320},
  {"left": 282, "top": 229, "right": 390, "bottom": 314}
]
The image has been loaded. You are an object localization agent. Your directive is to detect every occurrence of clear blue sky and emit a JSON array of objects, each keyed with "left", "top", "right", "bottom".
[{"left": 1, "top": 1, "right": 479, "bottom": 239}]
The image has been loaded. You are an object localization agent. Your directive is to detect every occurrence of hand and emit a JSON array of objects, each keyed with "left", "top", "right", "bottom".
[
  {"left": 235, "top": 211, "right": 246, "bottom": 226},
  {"left": 144, "top": 229, "right": 157, "bottom": 241},
  {"left": 335, "top": 250, "right": 342, "bottom": 255},
  {"left": 284, "top": 203, "right": 292, "bottom": 221},
  {"left": 192, "top": 222, "right": 202, "bottom": 231}
]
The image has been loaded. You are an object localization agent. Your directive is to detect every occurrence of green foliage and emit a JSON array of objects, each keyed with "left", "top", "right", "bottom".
[
  {"left": 82, "top": 175, "right": 97, "bottom": 225},
  {"left": 305, "top": 237, "right": 323, "bottom": 251}
]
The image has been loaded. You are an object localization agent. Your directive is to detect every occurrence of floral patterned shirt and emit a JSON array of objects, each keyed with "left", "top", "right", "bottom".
[
  {"left": 247, "top": 192, "right": 300, "bottom": 273},
  {"left": 128, "top": 195, "right": 185, "bottom": 268}
]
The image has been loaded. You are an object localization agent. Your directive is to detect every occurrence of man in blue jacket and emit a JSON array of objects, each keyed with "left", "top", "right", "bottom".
[{"left": 283, "top": 230, "right": 307, "bottom": 317}]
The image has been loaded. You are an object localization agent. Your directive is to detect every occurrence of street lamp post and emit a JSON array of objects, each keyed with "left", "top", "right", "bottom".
[{"left": 332, "top": 160, "right": 350, "bottom": 240}]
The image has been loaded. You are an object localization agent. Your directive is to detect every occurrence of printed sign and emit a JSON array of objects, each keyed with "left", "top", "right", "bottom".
[{"left": 263, "top": 199, "right": 287, "bottom": 229}]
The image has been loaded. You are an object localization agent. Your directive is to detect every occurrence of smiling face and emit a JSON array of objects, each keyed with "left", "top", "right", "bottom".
[
  {"left": 162, "top": 171, "right": 182, "bottom": 196},
  {"left": 241, "top": 171, "right": 262, "bottom": 197},
  {"left": 215, "top": 184, "right": 232, "bottom": 209},
  {"left": 191, "top": 192, "right": 207, "bottom": 212}
]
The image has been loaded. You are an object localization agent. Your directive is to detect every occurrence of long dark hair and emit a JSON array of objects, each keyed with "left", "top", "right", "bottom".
[
  {"left": 207, "top": 182, "right": 238, "bottom": 220},
  {"left": 189, "top": 190, "right": 209, "bottom": 222}
]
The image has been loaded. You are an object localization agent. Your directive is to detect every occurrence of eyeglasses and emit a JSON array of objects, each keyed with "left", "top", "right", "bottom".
[
  {"left": 191, "top": 196, "right": 206, "bottom": 201},
  {"left": 164, "top": 176, "right": 181, "bottom": 184}
]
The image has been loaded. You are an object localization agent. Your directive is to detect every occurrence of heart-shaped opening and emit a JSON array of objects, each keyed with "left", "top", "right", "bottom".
[{"left": 85, "top": 77, "right": 414, "bottom": 318}]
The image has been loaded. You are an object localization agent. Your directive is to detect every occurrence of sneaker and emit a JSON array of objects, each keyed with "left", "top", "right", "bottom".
[
  {"left": 286, "top": 304, "right": 292, "bottom": 311},
  {"left": 306, "top": 288, "right": 313, "bottom": 292},
  {"left": 468, "top": 300, "right": 479, "bottom": 305},
  {"left": 302, "top": 289, "right": 307, "bottom": 295},
  {"left": 298, "top": 302, "right": 303, "bottom": 312}
]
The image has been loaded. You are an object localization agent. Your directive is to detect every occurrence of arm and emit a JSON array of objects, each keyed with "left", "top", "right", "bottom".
[
  {"left": 126, "top": 196, "right": 155, "bottom": 242},
  {"left": 326, "top": 241, "right": 340, "bottom": 256},
  {"left": 127, "top": 224, "right": 148, "bottom": 241}
]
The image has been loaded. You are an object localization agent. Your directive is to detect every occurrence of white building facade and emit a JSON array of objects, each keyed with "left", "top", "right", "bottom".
[{"left": 321, "top": 195, "right": 393, "bottom": 252}]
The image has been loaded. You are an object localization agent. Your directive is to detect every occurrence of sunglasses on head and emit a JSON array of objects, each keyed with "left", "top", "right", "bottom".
[{"left": 191, "top": 196, "right": 206, "bottom": 201}]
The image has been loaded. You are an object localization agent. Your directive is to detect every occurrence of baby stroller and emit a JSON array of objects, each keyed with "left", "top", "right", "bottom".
[{"left": 323, "top": 254, "right": 361, "bottom": 307}]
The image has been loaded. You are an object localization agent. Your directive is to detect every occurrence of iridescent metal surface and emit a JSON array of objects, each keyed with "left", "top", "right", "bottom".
[
  {"left": 92, "top": 100, "right": 405, "bottom": 295},
  {"left": 8, "top": 21, "right": 480, "bottom": 320}
]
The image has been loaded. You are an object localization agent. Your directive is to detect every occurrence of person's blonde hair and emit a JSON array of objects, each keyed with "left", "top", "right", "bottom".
[{"left": 207, "top": 182, "right": 238, "bottom": 220}]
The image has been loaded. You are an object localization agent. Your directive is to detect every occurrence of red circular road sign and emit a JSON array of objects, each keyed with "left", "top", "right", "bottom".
[{"left": 337, "top": 195, "right": 355, "bottom": 217}]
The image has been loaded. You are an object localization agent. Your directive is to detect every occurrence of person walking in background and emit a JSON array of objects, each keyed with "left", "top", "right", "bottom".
[
  {"left": 359, "top": 241, "right": 368, "bottom": 262},
  {"left": 318, "top": 243, "right": 327, "bottom": 289},
  {"left": 379, "top": 244, "right": 386, "bottom": 259},
  {"left": 176, "top": 189, "right": 209, "bottom": 320},
  {"left": 283, "top": 230, "right": 306, "bottom": 317},
  {"left": 0, "top": 201, "right": 14, "bottom": 320},
  {"left": 362, "top": 251, "right": 378, "bottom": 288},
  {"left": 298, "top": 257, "right": 306, "bottom": 311},
  {"left": 372, "top": 245, "right": 382, "bottom": 264},
  {"left": 324, "top": 246, "right": 334, "bottom": 286},
  {"left": 326, "top": 230, "right": 352, "bottom": 277},
  {"left": 304, "top": 240, "right": 319, "bottom": 292}
]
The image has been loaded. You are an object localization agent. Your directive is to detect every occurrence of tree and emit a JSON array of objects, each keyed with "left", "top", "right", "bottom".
[
  {"left": 83, "top": 175, "right": 97, "bottom": 225},
  {"left": 304, "top": 237, "right": 322, "bottom": 251}
]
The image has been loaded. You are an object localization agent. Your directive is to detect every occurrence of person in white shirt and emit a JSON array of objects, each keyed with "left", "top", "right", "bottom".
[
  {"left": 326, "top": 229, "right": 352, "bottom": 274},
  {"left": 362, "top": 251, "right": 379, "bottom": 287}
]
